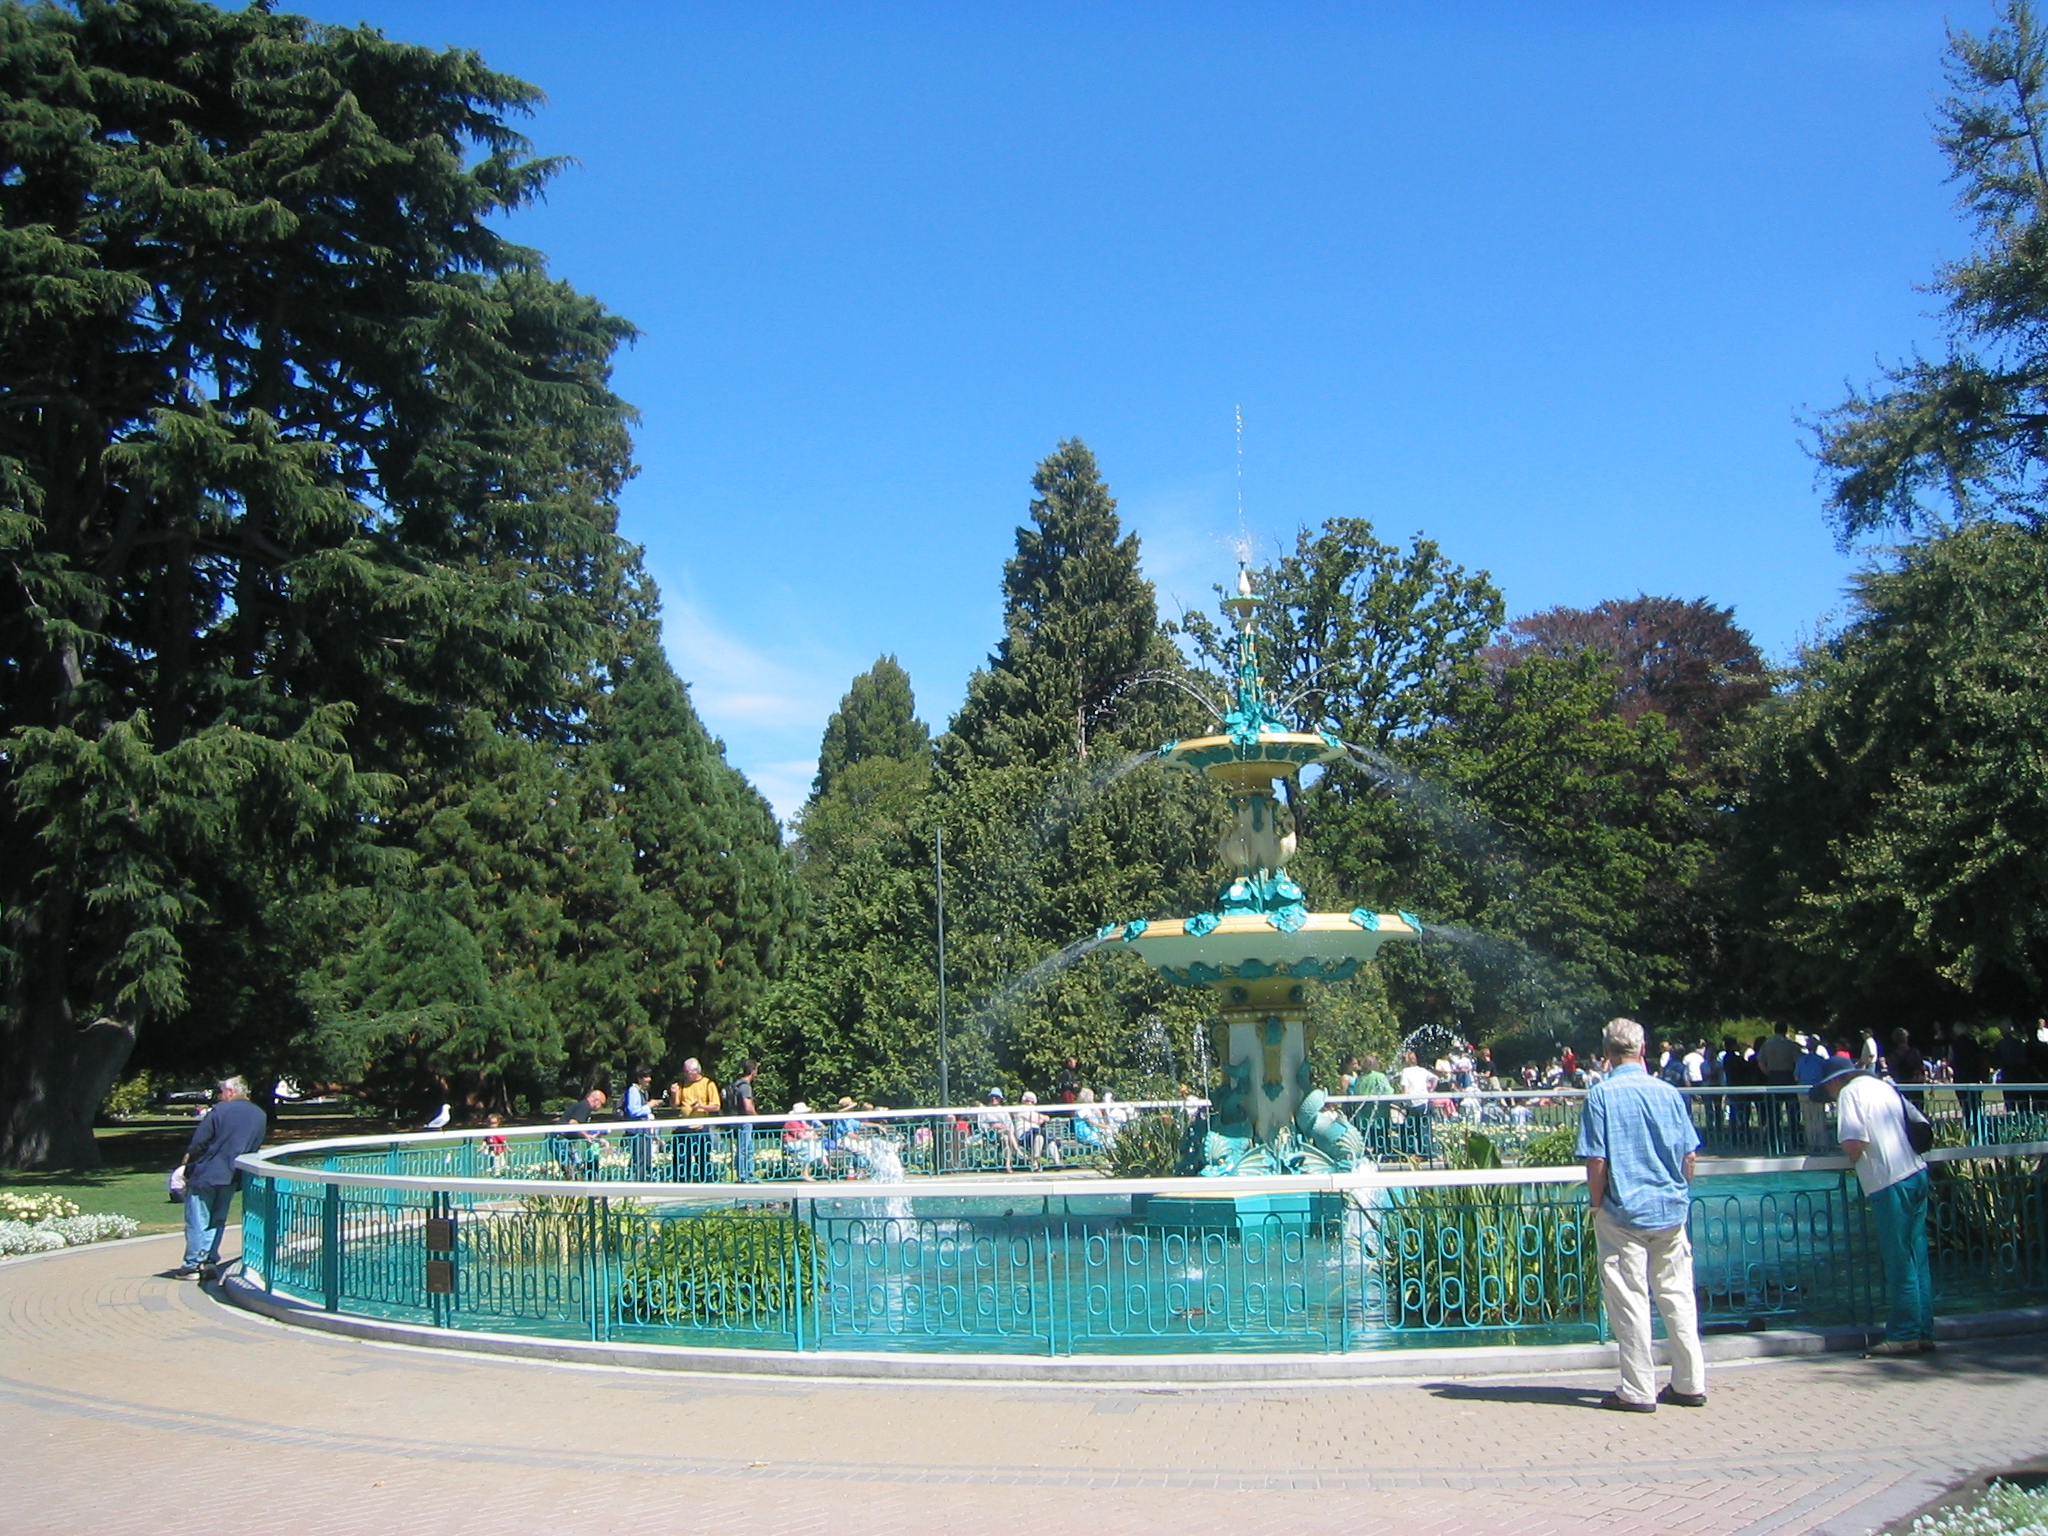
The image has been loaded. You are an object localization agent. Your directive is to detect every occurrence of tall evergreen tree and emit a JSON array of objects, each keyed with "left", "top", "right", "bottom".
[
  {"left": 813, "top": 655, "right": 929, "bottom": 799},
  {"left": 0, "top": 1, "right": 643, "bottom": 1164},
  {"left": 758, "top": 657, "right": 936, "bottom": 1105},
  {"left": 935, "top": 441, "right": 1218, "bottom": 1096},
  {"left": 948, "top": 439, "right": 1183, "bottom": 769},
  {"left": 591, "top": 633, "right": 800, "bottom": 1069},
  {"left": 1817, "top": 1, "right": 2048, "bottom": 539}
]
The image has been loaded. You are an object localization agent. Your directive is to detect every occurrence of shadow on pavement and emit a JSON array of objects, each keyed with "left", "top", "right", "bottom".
[
  {"left": 1425, "top": 1382, "right": 1610, "bottom": 1409},
  {"left": 1846, "top": 1333, "right": 2048, "bottom": 1382}
]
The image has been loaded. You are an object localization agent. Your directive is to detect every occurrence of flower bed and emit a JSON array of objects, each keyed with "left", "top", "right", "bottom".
[{"left": 0, "top": 1194, "right": 141, "bottom": 1256}]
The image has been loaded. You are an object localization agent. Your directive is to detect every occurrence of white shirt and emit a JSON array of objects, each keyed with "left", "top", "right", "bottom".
[
  {"left": 1398, "top": 1065, "right": 1435, "bottom": 1105},
  {"left": 1834, "top": 1073, "right": 1925, "bottom": 1196}
]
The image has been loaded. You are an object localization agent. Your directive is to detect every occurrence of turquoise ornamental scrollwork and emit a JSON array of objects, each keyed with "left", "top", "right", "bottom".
[
  {"left": 1183, "top": 911, "right": 1221, "bottom": 938},
  {"left": 1348, "top": 908, "right": 1380, "bottom": 931}
]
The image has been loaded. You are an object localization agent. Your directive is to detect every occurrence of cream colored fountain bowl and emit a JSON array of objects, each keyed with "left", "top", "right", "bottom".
[{"left": 1105, "top": 911, "right": 1420, "bottom": 1013}]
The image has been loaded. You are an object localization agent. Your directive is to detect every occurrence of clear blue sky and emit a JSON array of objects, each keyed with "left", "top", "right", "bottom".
[{"left": 304, "top": 1, "right": 1994, "bottom": 821}]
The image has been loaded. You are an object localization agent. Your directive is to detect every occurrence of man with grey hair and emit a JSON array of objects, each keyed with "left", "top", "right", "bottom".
[
  {"left": 1577, "top": 1018, "right": 1707, "bottom": 1412},
  {"left": 164, "top": 1076, "right": 268, "bottom": 1281}
]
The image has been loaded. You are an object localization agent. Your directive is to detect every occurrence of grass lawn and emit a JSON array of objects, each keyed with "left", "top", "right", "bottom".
[{"left": 0, "top": 1107, "right": 397, "bottom": 1234}]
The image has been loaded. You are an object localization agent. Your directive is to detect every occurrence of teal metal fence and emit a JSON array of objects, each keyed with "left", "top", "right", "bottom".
[
  {"left": 236, "top": 1136, "right": 2048, "bottom": 1357},
  {"left": 1330, "top": 1084, "right": 2048, "bottom": 1164}
]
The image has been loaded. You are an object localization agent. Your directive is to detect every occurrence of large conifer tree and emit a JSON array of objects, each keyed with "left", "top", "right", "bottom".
[
  {"left": 934, "top": 441, "right": 1218, "bottom": 1096},
  {"left": 0, "top": 2, "right": 795, "bottom": 1160}
]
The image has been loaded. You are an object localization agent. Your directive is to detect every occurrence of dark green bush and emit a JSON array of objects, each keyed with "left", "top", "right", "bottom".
[{"left": 614, "top": 1209, "right": 821, "bottom": 1327}]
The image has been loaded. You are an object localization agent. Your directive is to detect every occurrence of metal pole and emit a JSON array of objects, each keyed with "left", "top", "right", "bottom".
[{"left": 936, "top": 825, "right": 949, "bottom": 1108}]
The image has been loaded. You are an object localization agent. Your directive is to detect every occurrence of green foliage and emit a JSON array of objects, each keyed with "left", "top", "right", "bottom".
[
  {"left": 1731, "top": 524, "right": 2048, "bottom": 1023},
  {"left": 1452, "top": 1130, "right": 1505, "bottom": 1171},
  {"left": 1927, "top": 1156, "right": 2048, "bottom": 1293},
  {"left": 814, "top": 656, "right": 930, "bottom": 799},
  {"left": 1183, "top": 517, "right": 1504, "bottom": 752},
  {"left": 1485, "top": 597, "right": 1770, "bottom": 779},
  {"left": 1815, "top": 1, "right": 2048, "bottom": 540},
  {"left": 1105, "top": 1111, "right": 1194, "bottom": 1179},
  {"left": 614, "top": 1208, "right": 821, "bottom": 1326},
  {"left": 99, "top": 1073, "right": 156, "bottom": 1122},
  {"left": 770, "top": 441, "right": 1223, "bottom": 1108},
  {"left": 0, "top": 1, "right": 795, "bottom": 1164},
  {"left": 1380, "top": 1182, "right": 1598, "bottom": 1331},
  {"left": 948, "top": 439, "right": 1190, "bottom": 770},
  {"left": 1518, "top": 1125, "right": 1583, "bottom": 1168}
]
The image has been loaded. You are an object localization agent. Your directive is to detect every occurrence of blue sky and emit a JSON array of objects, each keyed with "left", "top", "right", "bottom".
[{"left": 306, "top": 1, "right": 1995, "bottom": 821}]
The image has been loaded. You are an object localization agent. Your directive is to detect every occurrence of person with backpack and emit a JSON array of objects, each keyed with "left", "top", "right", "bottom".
[
  {"left": 722, "top": 1058, "right": 759, "bottom": 1182},
  {"left": 1811, "top": 1060, "right": 1933, "bottom": 1356}
]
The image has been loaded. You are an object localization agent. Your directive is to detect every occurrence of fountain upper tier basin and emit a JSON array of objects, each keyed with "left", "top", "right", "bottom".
[
  {"left": 1102, "top": 911, "right": 1421, "bottom": 1002},
  {"left": 1156, "top": 730, "right": 1345, "bottom": 790}
]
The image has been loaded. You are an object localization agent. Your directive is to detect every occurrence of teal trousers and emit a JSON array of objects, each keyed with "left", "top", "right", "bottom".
[{"left": 1868, "top": 1168, "right": 1933, "bottom": 1344}]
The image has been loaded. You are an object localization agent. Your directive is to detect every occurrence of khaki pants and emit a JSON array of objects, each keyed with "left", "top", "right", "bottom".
[{"left": 1595, "top": 1207, "right": 1706, "bottom": 1405}]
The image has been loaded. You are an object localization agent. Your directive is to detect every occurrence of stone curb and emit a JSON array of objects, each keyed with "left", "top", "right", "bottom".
[{"left": 214, "top": 1274, "right": 2048, "bottom": 1385}]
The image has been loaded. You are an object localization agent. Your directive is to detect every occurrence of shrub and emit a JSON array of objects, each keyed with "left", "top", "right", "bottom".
[
  {"left": 1519, "top": 1125, "right": 1583, "bottom": 1168},
  {"left": 42, "top": 1214, "right": 140, "bottom": 1244},
  {"left": 1106, "top": 1111, "right": 1196, "bottom": 1179},
  {"left": 1908, "top": 1479, "right": 2048, "bottom": 1535},
  {"left": 614, "top": 1208, "right": 821, "bottom": 1328},
  {"left": 100, "top": 1072, "right": 157, "bottom": 1121},
  {"left": 0, "top": 1221, "right": 67, "bottom": 1256}
]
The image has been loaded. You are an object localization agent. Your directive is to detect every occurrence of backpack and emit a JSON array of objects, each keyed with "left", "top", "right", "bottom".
[
  {"left": 721, "top": 1078, "right": 752, "bottom": 1116},
  {"left": 1896, "top": 1087, "right": 1935, "bottom": 1155}
]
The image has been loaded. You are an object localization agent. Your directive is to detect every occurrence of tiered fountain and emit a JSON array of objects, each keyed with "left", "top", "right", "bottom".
[{"left": 1102, "top": 568, "right": 1422, "bottom": 1185}]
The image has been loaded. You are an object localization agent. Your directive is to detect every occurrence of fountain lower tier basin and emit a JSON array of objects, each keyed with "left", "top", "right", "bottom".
[
  {"left": 1105, "top": 911, "right": 1420, "bottom": 997},
  {"left": 1131, "top": 1190, "right": 1349, "bottom": 1229}
]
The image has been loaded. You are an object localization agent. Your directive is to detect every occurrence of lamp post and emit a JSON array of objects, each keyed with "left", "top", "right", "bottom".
[{"left": 935, "top": 824, "right": 949, "bottom": 1107}]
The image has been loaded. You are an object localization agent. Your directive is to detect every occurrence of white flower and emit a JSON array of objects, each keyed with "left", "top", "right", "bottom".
[
  {"left": 0, "top": 1221, "right": 66, "bottom": 1256},
  {"left": 41, "top": 1214, "right": 140, "bottom": 1245}
]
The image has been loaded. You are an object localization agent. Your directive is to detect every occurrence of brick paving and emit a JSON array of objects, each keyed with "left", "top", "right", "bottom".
[{"left": 5, "top": 1232, "right": 2045, "bottom": 1535}]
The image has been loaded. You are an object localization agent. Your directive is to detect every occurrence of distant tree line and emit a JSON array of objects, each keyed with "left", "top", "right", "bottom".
[{"left": 7, "top": 1, "right": 2048, "bottom": 1167}]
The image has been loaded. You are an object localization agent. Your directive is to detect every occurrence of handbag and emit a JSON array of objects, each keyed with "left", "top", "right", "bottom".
[{"left": 167, "top": 1162, "right": 188, "bottom": 1202}]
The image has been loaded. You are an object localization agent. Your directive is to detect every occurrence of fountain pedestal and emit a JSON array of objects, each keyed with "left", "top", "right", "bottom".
[{"left": 1101, "top": 567, "right": 1422, "bottom": 1175}]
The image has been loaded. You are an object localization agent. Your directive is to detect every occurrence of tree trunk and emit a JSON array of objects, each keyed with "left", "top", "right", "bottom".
[{"left": 0, "top": 1008, "right": 134, "bottom": 1170}]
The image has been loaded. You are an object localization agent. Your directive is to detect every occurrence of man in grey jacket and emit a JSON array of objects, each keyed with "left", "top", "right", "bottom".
[{"left": 164, "top": 1076, "right": 268, "bottom": 1281}]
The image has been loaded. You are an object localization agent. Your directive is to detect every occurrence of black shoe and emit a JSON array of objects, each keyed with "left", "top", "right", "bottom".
[
  {"left": 1657, "top": 1385, "right": 1707, "bottom": 1408},
  {"left": 1864, "top": 1339, "right": 1920, "bottom": 1358},
  {"left": 196, "top": 1261, "right": 220, "bottom": 1283},
  {"left": 1918, "top": 1340, "right": 1938, "bottom": 1354},
  {"left": 158, "top": 1265, "right": 201, "bottom": 1280},
  {"left": 1598, "top": 1392, "right": 1656, "bottom": 1413}
]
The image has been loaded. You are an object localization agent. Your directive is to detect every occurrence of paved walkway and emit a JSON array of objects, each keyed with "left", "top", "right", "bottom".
[{"left": 6, "top": 1233, "right": 2046, "bottom": 1536}]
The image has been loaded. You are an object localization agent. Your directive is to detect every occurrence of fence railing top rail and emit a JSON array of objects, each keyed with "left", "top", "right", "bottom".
[
  {"left": 1329, "top": 1082, "right": 2048, "bottom": 1102},
  {"left": 235, "top": 1138, "right": 2048, "bottom": 1201}
]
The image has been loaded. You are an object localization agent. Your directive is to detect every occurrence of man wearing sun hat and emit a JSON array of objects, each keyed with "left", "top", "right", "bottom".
[{"left": 1812, "top": 1058, "right": 1932, "bottom": 1356}]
